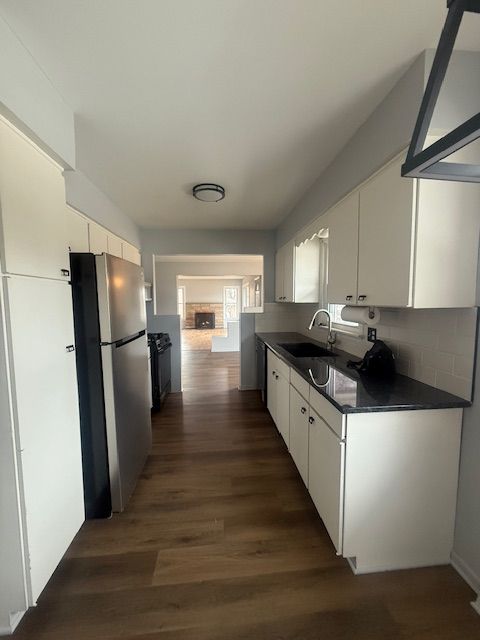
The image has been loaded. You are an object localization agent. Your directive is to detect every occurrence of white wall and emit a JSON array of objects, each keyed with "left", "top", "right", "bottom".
[
  {"left": 64, "top": 170, "right": 140, "bottom": 247},
  {"left": 156, "top": 260, "right": 261, "bottom": 316},
  {"left": 0, "top": 13, "right": 75, "bottom": 168},
  {"left": 181, "top": 278, "right": 243, "bottom": 304}
]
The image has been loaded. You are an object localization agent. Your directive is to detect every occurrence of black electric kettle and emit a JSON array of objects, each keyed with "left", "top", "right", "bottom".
[{"left": 347, "top": 340, "right": 396, "bottom": 378}]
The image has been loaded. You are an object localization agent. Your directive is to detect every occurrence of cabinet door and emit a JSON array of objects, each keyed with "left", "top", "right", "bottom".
[
  {"left": 308, "top": 409, "right": 345, "bottom": 554},
  {"left": 0, "top": 119, "right": 69, "bottom": 280},
  {"left": 275, "top": 248, "right": 284, "bottom": 302},
  {"left": 276, "top": 372, "right": 290, "bottom": 448},
  {"left": 289, "top": 385, "right": 309, "bottom": 486},
  {"left": 107, "top": 234, "right": 122, "bottom": 258},
  {"left": 358, "top": 156, "right": 415, "bottom": 307},
  {"left": 88, "top": 222, "right": 109, "bottom": 254},
  {"left": 122, "top": 242, "right": 141, "bottom": 265},
  {"left": 327, "top": 192, "right": 359, "bottom": 304},
  {"left": 282, "top": 240, "right": 295, "bottom": 303},
  {"left": 267, "top": 350, "right": 277, "bottom": 423},
  {"left": 66, "top": 206, "right": 89, "bottom": 253},
  {"left": 6, "top": 277, "right": 84, "bottom": 602}
]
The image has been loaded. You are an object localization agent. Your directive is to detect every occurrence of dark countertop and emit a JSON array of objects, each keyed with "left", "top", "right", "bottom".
[{"left": 256, "top": 332, "right": 470, "bottom": 414}]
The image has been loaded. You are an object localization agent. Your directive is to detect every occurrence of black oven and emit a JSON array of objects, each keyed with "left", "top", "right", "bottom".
[{"left": 148, "top": 332, "right": 172, "bottom": 410}]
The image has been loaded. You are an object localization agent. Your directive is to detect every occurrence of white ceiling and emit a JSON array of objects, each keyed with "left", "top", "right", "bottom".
[
  {"left": 1, "top": 1, "right": 479, "bottom": 230},
  {"left": 156, "top": 254, "right": 263, "bottom": 263}
]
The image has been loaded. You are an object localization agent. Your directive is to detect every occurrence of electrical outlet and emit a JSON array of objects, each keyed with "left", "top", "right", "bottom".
[{"left": 367, "top": 327, "right": 377, "bottom": 342}]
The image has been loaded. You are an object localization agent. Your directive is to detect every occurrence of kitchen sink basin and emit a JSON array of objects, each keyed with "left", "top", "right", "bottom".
[{"left": 278, "top": 342, "right": 337, "bottom": 358}]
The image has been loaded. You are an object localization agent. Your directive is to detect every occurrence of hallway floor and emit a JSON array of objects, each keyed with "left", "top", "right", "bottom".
[{"left": 14, "top": 353, "right": 480, "bottom": 639}]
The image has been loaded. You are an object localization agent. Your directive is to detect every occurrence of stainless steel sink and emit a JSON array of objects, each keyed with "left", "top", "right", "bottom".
[{"left": 278, "top": 342, "right": 337, "bottom": 358}]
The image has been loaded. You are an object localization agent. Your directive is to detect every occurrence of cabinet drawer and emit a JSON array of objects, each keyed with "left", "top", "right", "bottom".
[
  {"left": 309, "top": 388, "right": 345, "bottom": 438},
  {"left": 290, "top": 369, "right": 310, "bottom": 401},
  {"left": 267, "top": 348, "right": 290, "bottom": 381}
]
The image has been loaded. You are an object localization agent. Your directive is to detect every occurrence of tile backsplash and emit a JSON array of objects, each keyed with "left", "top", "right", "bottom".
[{"left": 256, "top": 303, "right": 477, "bottom": 400}]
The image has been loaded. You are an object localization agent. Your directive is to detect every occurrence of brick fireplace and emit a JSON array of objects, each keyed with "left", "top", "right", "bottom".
[{"left": 184, "top": 303, "right": 224, "bottom": 329}]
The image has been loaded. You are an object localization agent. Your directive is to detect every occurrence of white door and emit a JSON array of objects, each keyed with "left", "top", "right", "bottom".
[
  {"left": 0, "top": 119, "right": 69, "bottom": 281},
  {"left": 107, "top": 234, "right": 122, "bottom": 258},
  {"left": 289, "top": 385, "right": 309, "bottom": 486},
  {"left": 358, "top": 156, "right": 415, "bottom": 307},
  {"left": 276, "top": 372, "right": 290, "bottom": 448},
  {"left": 275, "top": 248, "right": 284, "bottom": 301},
  {"left": 66, "top": 206, "right": 89, "bottom": 253},
  {"left": 267, "top": 350, "right": 277, "bottom": 423},
  {"left": 282, "top": 240, "right": 295, "bottom": 303},
  {"left": 88, "top": 222, "right": 109, "bottom": 254},
  {"left": 6, "top": 276, "right": 84, "bottom": 602},
  {"left": 308, "top": 408, "right": 345, "bottom": 554},
  {"left": 327, "top": 192, "right": 359, "bottom": 305}
]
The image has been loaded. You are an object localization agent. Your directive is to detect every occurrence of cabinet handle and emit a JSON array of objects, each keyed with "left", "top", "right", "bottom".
[
  {"left": 66, "top": 345, "right": 75, "bottom": 353},
  {"left": 345, "top": 295, "right": 353, "bottom": 301},
  {"left": 358, "top": 295, "right": 366, "bottom": 301},
  {"left": 272, "top": 370, "right": 276, "bottom": 376},
  {"left": 61, "top": 268, "right": 70, "bottom": 277},
  {"left": 308, "top": 416, "right": 315, "bottom": 424},
  {"left": 275, "top": 375, "right": 279, "bottom": 380},
  {"left": 301, "top": 407, "right": 307, "bottom": 414}
]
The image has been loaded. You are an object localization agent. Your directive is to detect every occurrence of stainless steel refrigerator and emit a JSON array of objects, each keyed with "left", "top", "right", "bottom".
[{"left": 70, "top": 252, "right": 152, "bottom": 517}]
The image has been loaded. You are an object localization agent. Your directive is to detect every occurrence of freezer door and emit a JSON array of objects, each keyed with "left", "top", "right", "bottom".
[
  {"left": 96, "top": 254, "right": 146, "bottom": 343},
  {"left": 101, "top": 334, "right": 152, "bottom": 511}
]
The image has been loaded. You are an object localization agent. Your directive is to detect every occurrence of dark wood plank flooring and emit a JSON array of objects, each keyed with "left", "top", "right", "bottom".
[{"left": 14, "top": 351, "right": 480, "bottom": 639}]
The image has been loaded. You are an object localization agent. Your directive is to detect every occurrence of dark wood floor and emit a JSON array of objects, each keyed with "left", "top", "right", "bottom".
[{"left": 15, "top": 351, "right": 480, "bottom": 639}]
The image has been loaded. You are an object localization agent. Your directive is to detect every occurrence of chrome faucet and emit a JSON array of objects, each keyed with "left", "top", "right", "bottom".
[{"left": 308, "top": 308, "right": 336, "bottom": 349}]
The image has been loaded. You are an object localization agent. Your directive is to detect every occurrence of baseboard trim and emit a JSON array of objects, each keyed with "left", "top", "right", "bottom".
[
  {"left": 451, "top": 551, "right": 480, "bottom": 615},
  {"left": 0, "top": 610, "right": 26, "bottom": 636},
  {"left": 451, "top": 551, "right": 480, "bottom": 594},
  {"left": 472, "top": 596, "right": 480, "bottom": 615}
]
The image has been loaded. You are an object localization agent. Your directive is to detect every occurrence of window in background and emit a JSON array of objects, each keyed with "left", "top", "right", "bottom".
[
  {"left": 328, "top": 303, "right": 362, "bottom": 335},
  {"left": 224, "top": 286, "right": 240, "bottom": 321},
  {"left": 177, "top": 286, "right": 185, "bottom": 327}
]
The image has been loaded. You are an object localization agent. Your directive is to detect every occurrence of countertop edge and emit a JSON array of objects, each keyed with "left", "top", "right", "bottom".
[{"left": 256, "top": 332, "right": 470, "bottom": 415}]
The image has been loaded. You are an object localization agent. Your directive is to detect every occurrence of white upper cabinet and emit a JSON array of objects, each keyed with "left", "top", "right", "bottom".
[
  {"left": 66, "top": 206, "right": 89, "bottom": 253},
  {"left": 326, "top": 152, "right": 480, "bottom": 309},
  {"left": 275, "top": 240, "right": 295, "bottom": 302},
  {"left": 88, "top": 222, "right": 109, "bottom": 255},
  {"left": 358, "top": 156, "right": 415, "bottom": 307},
  {"left": 294, "top": 238, "right": 321, "bottom": 303},
  {"left": 107, "top": 234, "right": 122, "bottom": 258},
  {"left": 327, "top": 192, "right": 359, "bottom": 305},
  {"left": 122, "top": 242, "right": 141, "bottom": 265},
  {"left": 282, "top": 240, "right": 295, "bottom": 302},
  {"left": 413, "top": 177, "right": 480, "bottom": 308},
  {"left": 0, "top": 119, "right": 69, "bottom": 280}
]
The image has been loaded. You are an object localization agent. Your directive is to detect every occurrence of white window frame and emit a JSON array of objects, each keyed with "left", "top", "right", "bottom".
[
  {"left": 177, "top": 286, "right": 186, "bottom": 326},
  {"left": 223, "top": 285, "right": 240, "bottom": 322}
]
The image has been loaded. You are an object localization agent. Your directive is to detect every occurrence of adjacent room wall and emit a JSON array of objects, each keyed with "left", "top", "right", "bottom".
[
  {"left": 140, "top": 229, "right": 275, "bottom": 302},
  {"left": 141, "top": 229, "right": 275, "bottom": 392},
  {"left": 181, "top": 278, "right": 243, "bottom": 304}
]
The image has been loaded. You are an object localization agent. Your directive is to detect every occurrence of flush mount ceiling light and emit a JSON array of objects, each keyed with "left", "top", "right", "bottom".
[
  {"left": 192, "top": 183, "right": 225, "bottom": 202},
  {"left": 402, "top": 0, "right": 480, "bottom": 182}
]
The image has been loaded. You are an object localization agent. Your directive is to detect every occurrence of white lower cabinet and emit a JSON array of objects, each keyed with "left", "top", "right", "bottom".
[
  {"left": 308, "top": 408, "right": 345, "bottom": 554},
  {"left": 266, "top": 348, "right": 464, "bottom": 574},
  {"left": 267, "top": 350, "right": 290, "bottom": 447},
  {"left": 5, "top": 276, "right": 85, "bottom": 603},
  {"left": 289, "top": 385, "right": 309, "bottom": 486}
]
